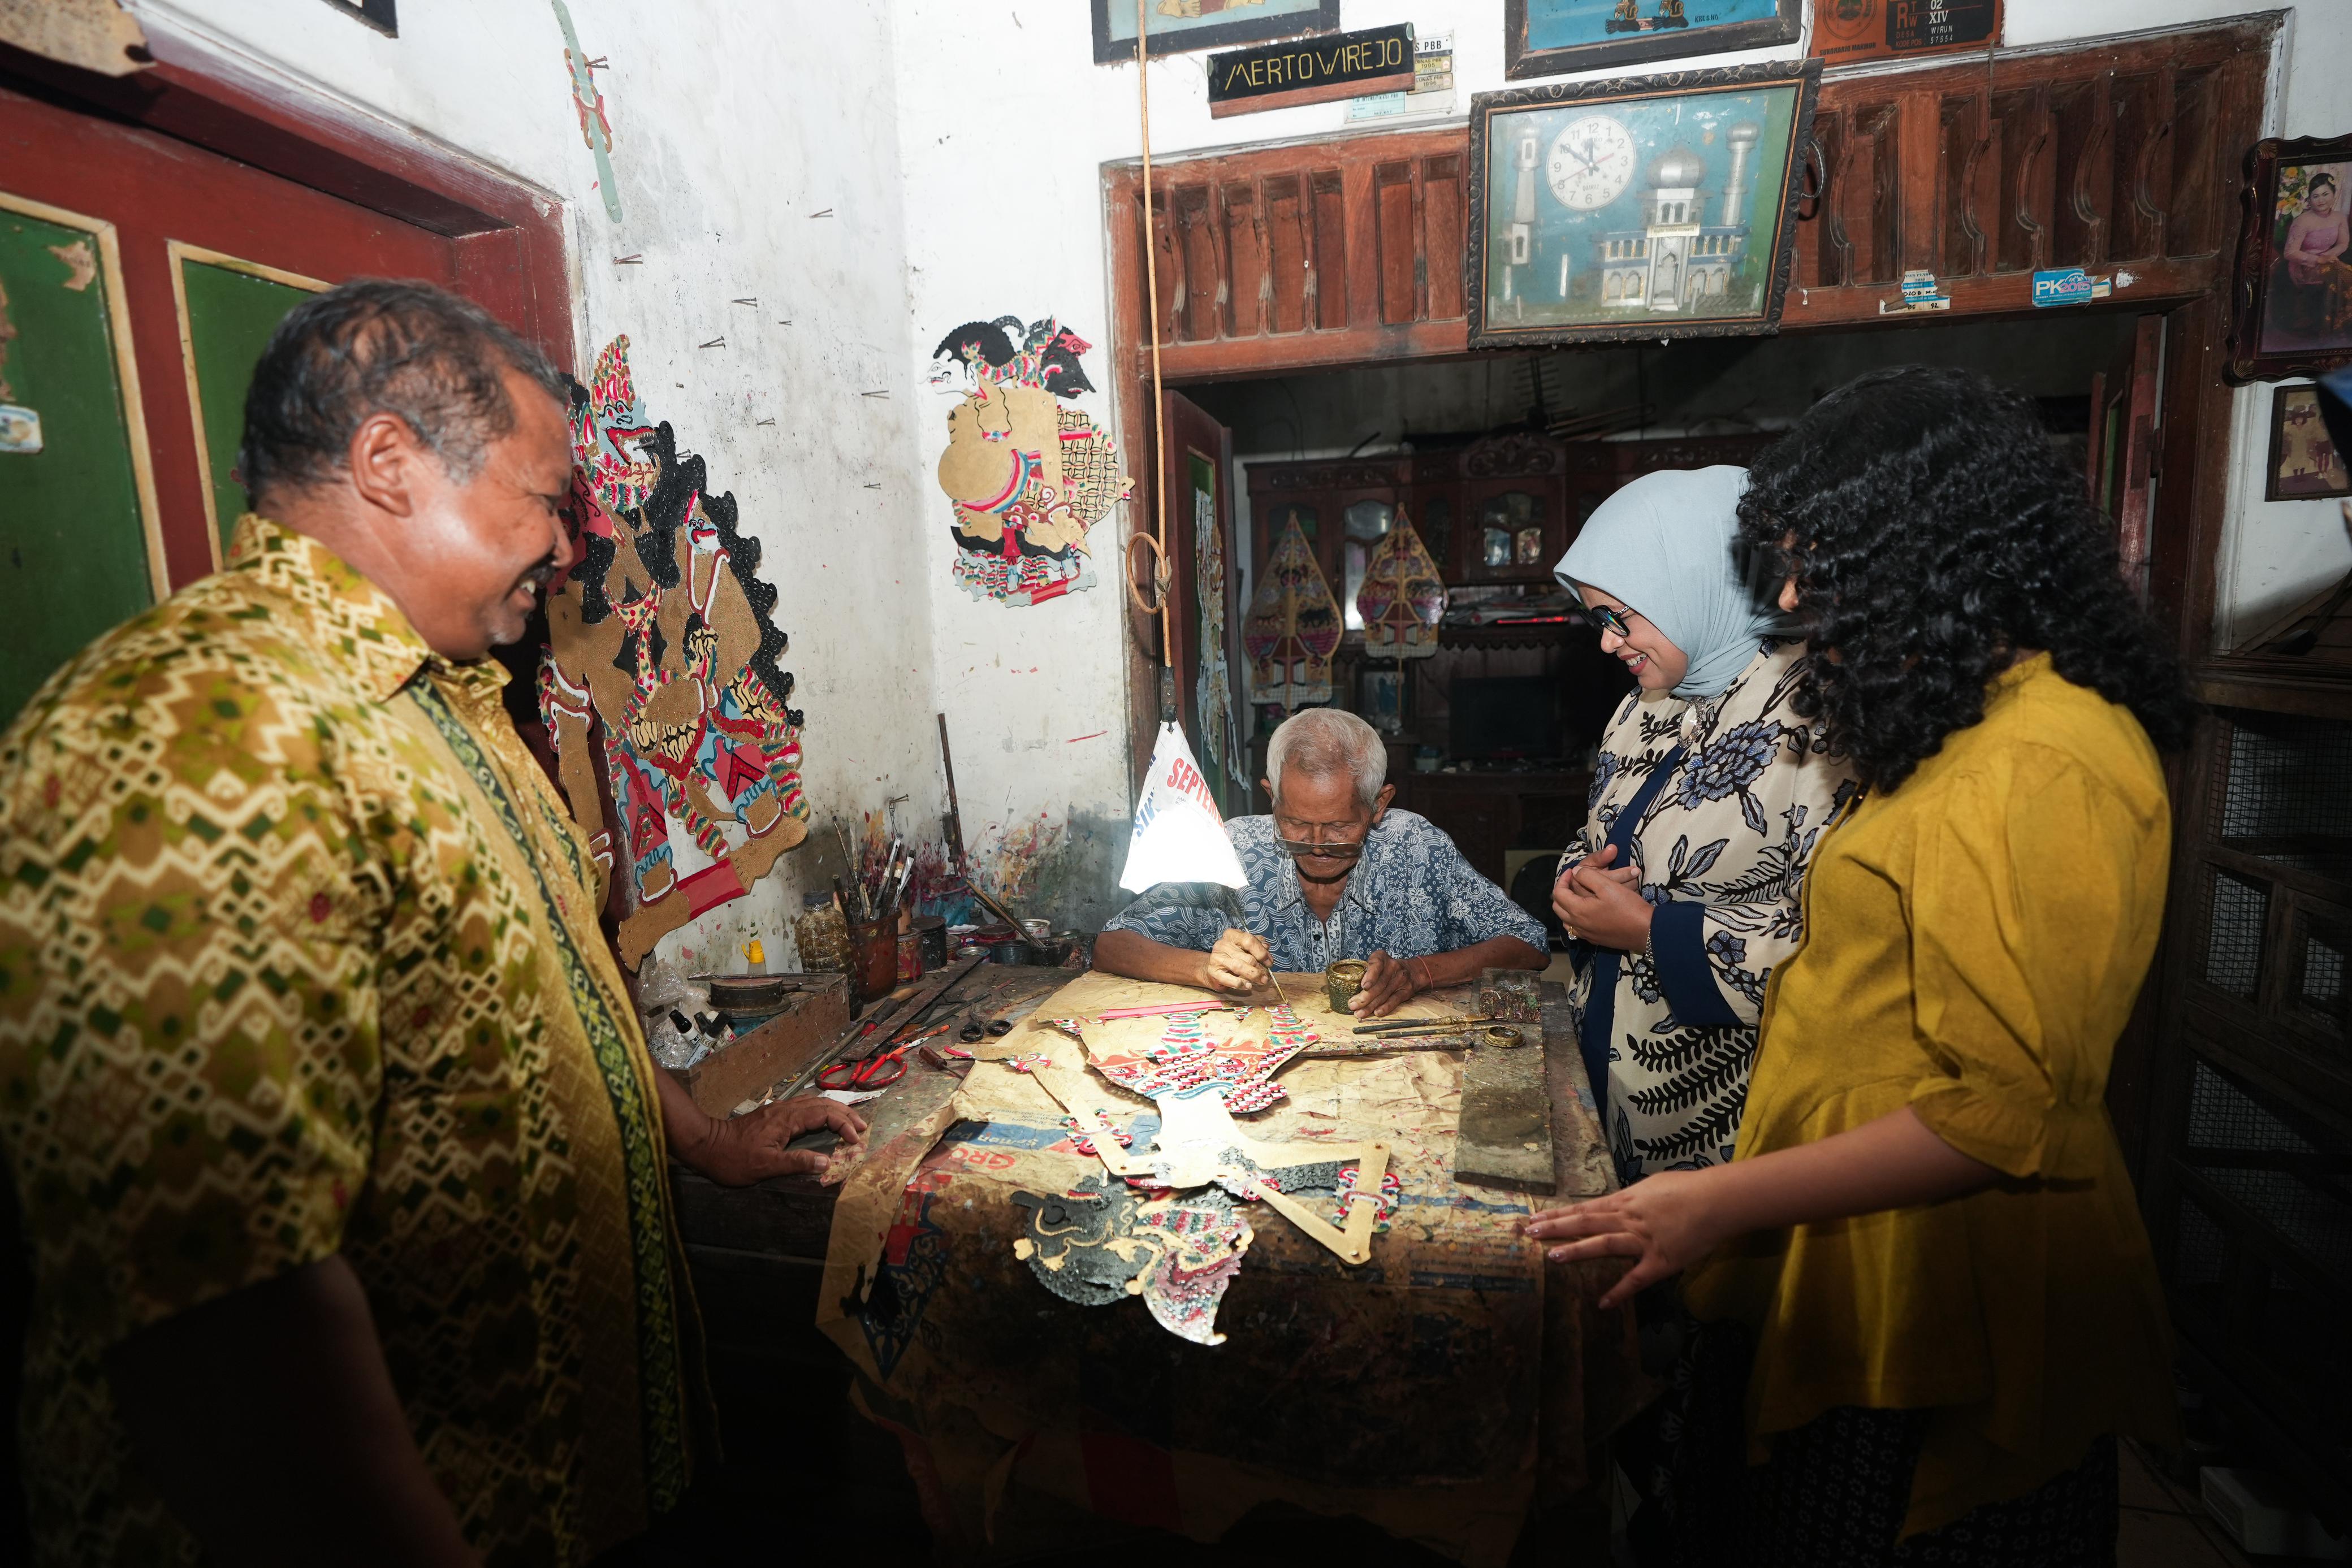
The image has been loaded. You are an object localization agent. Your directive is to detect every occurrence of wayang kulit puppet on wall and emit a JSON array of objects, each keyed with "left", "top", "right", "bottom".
[
  {"left": 932, "top": 315, "right": 1133, "bottom": 608},
  {"left": 542, "top": 335, "right": 810, "bottom": 967}
]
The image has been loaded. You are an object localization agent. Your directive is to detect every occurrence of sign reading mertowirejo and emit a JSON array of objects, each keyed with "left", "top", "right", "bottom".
[{"left": 1207, "top": 23, "right": 1416, "bottom": 119}]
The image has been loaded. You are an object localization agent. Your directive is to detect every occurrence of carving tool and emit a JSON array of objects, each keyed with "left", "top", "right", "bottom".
[
  {"left": 1094, "top": 1000, "right": 1242, "bottom": 1021},
  {"left": 1352, "top": 1012, "right": 1502, "bottom": 1036}
]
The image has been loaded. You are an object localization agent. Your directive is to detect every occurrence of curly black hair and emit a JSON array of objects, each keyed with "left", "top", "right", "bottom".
[{"left": 1738, "top": 364, "right": 2193, "bottom": 791}]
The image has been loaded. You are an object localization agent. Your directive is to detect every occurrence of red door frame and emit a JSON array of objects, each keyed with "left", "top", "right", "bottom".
[{"left": 1, "top": 32, "right": 574, "bottom": 590}]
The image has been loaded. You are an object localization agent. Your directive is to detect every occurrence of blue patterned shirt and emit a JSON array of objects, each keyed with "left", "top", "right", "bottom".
[{"left": 1102, "top": 809, "right": 1549, "bottom": 972}]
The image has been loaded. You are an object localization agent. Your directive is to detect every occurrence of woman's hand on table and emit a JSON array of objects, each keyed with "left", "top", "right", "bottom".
[
  {"left": 1348, "top": 950, "right": 1427, "bottom": 1017},
  {"left": 1554, "top": 845, "right": 1653, "bottom": 951},
  {"left": 1198, "top": 928, "right": 1274, "bottom": 997},
  {"left": 688, "top": 1095, "right": 870, "bottom": 1186},
  {"left": 1523, "top": 1169, "right": 1728, "bottom": 1310}
]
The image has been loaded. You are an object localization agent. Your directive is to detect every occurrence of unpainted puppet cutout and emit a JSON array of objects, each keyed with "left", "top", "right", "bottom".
[
  {"left": 542, "top": 335, "right": 809, "bottom": 967},
  {"left": 932, "top": 315, "right": 1132, "bottom": 607},
  {"left": 1242, "top": 513, "right": 1342, "bottom": 708},
  {"left": 1355, "top": 508, "right": 1448, "bottom": 658}
]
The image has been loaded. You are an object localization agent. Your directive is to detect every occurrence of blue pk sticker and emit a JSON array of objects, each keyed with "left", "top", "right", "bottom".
[{"left": 2033, "top": 268, "right": 2112, "bottom": 307}]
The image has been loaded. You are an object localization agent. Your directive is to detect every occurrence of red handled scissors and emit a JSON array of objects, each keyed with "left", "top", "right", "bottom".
[{"left": 818, "top": 1023, "right": 948, "bottom": 1092}]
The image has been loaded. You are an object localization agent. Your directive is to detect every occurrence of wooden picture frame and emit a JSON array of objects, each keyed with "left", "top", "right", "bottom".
[
  {"left": 1810, "top": 0, "right": 2000, "bottom": 69},
  {"left": 2265, "top": 384, "right": 2352, "bottom": 501},
  {"left": 2227, "top": 135, "right": 2352, "bottom": 384},
  {"left": 1092, "top": 0, "right": 1338, "bottom": 65},
  {"left": 1464, "top": 61, "right": 1821, "bottom": 350},
  {"left": 1503, "top": 0, "right": 1802, "bottom": 81}
]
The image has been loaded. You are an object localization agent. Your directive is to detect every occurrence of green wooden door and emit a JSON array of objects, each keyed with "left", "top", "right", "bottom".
[
  {"left": 173, "top": 250, "right": 318, "bottom": 554},
  {"left": 0, "top": 200, "right": 159, "bottom": 729}
]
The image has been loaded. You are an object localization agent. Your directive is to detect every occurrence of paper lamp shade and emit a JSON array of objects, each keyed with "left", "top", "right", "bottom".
[{"left": 1119, "top": 724, "right": 1249, "bottom": 893}]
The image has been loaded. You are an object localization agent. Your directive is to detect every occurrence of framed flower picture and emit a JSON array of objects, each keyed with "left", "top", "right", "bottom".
[
  {"left": 1504, "top": 0, "right": 1802, "bottom": 81},
  {"left": 1465, "top": 61, "right": 1821, "bottom": 349},
  {"left": 2228, "top": 135, "right": 2352, "bottom": 384}
]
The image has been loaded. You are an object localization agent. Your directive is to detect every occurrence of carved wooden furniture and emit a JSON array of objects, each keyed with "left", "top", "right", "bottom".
[{"left": 1105, "top": 20, "right": 2272, "bottom": 376}]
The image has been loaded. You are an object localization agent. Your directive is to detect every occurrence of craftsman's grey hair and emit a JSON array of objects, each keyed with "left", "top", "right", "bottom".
[{"left": 1266, "top": 708, "right": 1387, "bottom": 811}]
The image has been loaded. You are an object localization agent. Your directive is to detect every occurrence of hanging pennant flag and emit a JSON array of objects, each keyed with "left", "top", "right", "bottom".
[{"left": 1120, "top": 722, "right": 1248, "bottom": 893}]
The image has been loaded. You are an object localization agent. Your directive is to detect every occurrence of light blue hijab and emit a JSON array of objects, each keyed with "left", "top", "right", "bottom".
[{"left": 1553, "top": 464, "right": 1780, "bottom": 700}]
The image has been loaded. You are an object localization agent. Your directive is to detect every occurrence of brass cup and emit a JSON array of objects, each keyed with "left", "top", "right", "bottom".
[
  {"left": 1482, "top": 1025, "right": 1525, "bottom": 1050},
  {"left": 1325, "top": 959, "right": 1369, "bottom": 1012}
]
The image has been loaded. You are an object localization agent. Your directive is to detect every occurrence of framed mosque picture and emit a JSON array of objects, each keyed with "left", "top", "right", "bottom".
[
  {"left": 1504, "top": 0, "right": 1802, "bottom": 80},
  {"left": 1464, "top": 61, "right": 1821, "bottom": 350}
]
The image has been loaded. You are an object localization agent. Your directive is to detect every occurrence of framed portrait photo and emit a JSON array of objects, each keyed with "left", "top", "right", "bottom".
[
  {"left": 1465, "top": 61, "right": 1821, "bottom": 350},
  {"left": 2265, "top": 384, "right": 2352, "bottom": 501},
  {"left": 1504, "top": 0, "right": 1802, "bottom": 81},
  {"left": 2228, "top": 135, "right": 2352, "bottom": 383},
  {"left": 1093, "top": 0, "right": 1338, "bottom": 65}
]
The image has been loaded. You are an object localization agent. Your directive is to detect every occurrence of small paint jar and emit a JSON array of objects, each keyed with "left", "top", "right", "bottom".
[
  {"left": 1482, "top": 1024, "right": 1525, "bottom": 1050},
  {"left": 1325, "top": 958, "right": 1368, "bottom": 1011},
  {"left": 912, "top": 915, "right": 948, "bottom": 972},
  {"left": 896, "top": 928, "right": 922, "bottom": 982}
]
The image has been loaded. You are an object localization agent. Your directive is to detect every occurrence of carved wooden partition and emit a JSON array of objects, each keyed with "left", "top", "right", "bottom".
[{"left": 1101, "top": 16, "right": 2276, "bottom": 376}]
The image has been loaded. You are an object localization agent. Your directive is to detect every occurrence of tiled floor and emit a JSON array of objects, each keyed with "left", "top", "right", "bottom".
[{"left": 2120, "top": 1441, "right": 2261, "bottom": 1568}]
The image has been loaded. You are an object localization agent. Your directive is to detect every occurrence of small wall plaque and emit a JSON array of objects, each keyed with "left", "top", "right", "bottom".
[{"left": 1207, "top": 24, "right": 1415, "bottom": 119}]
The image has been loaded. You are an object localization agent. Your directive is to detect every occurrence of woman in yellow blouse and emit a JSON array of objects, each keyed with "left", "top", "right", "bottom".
[{"left": 1526, "top": 365, "right": 2193, "bottom": 1566}]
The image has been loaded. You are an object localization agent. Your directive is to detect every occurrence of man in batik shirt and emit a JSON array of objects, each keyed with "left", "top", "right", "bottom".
[
  {"left": 0, "top": 281, "right": 859, "bottom": 1564},
  {"left": 1095, "top": 708, "right": 1548, "bottom": 1016}
]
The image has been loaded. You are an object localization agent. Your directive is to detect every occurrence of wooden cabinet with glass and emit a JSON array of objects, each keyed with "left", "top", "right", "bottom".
[{"left": 1246, "top": 432, "right": 1771, "bottom": 599}]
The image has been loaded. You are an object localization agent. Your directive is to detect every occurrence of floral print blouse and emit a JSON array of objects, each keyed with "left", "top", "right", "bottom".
[{"left": 1565, "top": 639, "right": 1858, "bottom": 1182}]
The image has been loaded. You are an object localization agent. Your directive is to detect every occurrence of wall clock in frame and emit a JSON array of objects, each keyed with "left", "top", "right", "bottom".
[
  {"left": 1465, "top": 60, "right": 1821, "bottom": 350},
  {"left": 2226, "top": 135, "right": 2352, "bottom": 384},
  {"left": 1503, "top": 0, "right": 1801, "bottom": 81},
  {"left": 1093, "top": 0, "right": 1338, "bottom": 65}
]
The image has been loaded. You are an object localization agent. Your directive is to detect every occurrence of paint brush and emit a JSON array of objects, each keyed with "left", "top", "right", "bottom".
[{"left": 1210, "top": 884, "right": 1287, "bottom": 1008}]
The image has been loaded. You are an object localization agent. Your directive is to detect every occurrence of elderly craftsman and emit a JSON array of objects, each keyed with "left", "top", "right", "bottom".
[
  {"left": 1095, "top": 708, "right": 1549, "bottom": 1016},
  {"left": 0, "top": 280, "right": 861, "bottom": 1565}
]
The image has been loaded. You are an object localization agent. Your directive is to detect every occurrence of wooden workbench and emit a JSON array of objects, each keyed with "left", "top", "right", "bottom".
[{"left": 667, "top": 963, "right": 1639, "bottom": 1564}]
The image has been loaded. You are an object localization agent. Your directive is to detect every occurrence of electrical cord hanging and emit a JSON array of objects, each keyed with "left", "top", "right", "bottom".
[{"left": 1126, "top": 0, "right": 1176, "bottom": 670}]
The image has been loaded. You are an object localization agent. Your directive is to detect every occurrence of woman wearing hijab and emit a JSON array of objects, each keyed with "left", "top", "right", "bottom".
[
  {"left": 1529, "top": 368, "right": 2188, "bottom": 1566},
  {"left": 1552, "top": 465, "right": 1856, "bottom": 1185}
]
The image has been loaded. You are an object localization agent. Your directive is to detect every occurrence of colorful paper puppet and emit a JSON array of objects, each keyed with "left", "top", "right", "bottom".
[
  {"left": 1007, "top": 999, "right": 1391, "bottom": 1344},
  {"left": 933, "top": 315, "right": 1131, "bottom": 607},
  {"left": 1241, "top": 513, "right": 1341, "bottom": 708},
  {"left": 1011, "top": 1175, "right": 1253, "bottom": 1346},
  {"left": 542, "top": 335, "right": 809, "bottom": 967},
  {"left": 1354, "top": 508, "right": 1448, "bottom": 658},
  {"left": 551, "top": 1, "right": 621, "bottom": 223}
]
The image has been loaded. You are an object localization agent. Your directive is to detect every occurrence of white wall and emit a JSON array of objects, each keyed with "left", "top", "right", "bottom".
[{"left": 122, "top": 0, "right": 941, "bottom": 968}]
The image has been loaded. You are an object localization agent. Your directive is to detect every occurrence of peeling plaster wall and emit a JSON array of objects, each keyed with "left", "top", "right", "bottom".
[{"left": 124, "top": 0, "right": 939, "bottom": 967}]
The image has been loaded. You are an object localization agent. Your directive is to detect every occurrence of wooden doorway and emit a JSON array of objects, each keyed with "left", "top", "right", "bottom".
[{"left": 0, "top": 37, "right": 572, "bottom": 725}]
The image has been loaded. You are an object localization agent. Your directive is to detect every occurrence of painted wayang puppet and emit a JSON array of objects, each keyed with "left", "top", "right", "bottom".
[
  {"left": 932, "top": 315, "right": 1132, "bottom": 607},
  {"left": 542, "top": 336, "right": 808, "bottom": 965}
]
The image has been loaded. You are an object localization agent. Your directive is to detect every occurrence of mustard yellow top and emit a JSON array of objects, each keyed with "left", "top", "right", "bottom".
[{"left": 1685, "top": 655, "right": 2180, "bottom": 1536}]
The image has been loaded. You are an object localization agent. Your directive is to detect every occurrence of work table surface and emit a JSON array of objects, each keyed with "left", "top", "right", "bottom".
[{"left": 666, "top": 958, "right": 1640, "bottom": 1560}]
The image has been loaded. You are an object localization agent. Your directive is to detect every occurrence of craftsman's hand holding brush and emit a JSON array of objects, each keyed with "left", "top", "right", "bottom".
[{"left": 1199, "top": 926, "right": 1275, "bottom": 998}]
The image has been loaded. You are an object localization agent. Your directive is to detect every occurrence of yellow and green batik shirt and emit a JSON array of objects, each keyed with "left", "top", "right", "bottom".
[{"left": 0, "top": 516, "right": 699, "bottom": 1566}]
